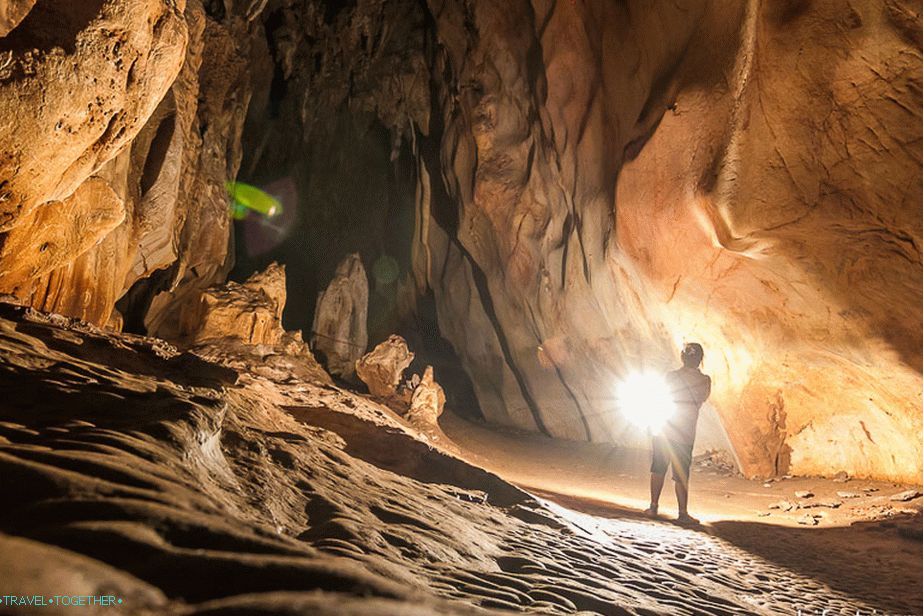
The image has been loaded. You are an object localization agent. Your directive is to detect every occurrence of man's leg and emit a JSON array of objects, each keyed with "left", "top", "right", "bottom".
[
  {"left": 646, "top": 436, "right": 668, "bottom": 516},
  {"left": 675, "top": 477, "right": 689, "bottom": 516},
  {"left": 673, "top": 442, "right": 698, "bottom": 524},
  {"left": 648, "top": 472, "right": 666, "bottom": 515}
]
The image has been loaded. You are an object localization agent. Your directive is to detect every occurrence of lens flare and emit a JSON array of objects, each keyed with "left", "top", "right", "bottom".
[{"left": 616, "top": 372, "right": 676, "bottom": 434}]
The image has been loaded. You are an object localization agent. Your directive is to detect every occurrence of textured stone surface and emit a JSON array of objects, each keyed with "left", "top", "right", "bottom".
[
  {"left": 0, "top": 0, "right": 264, "bottom": 329},
  {"left": 0, "top": 0, "right": 188, "bottom": 230},
  {"left": 2, "top": 305, "right": 914, "bottom": 615},
  {"left": 0, "top": 177, "right": 125, "bottom": 293},
  {"left": 0, "top": 0, "right": 34, "bottom": 37},
  {"left": 406, "top": 0, "right": 923, "bottom": 482},
  {"left": 142, "top": 5, "right": 260, "bottom": 338},
  {"left": 311, "top": 253, "right": 369, "bottom": 378},
  {"left": 356, "top": 335, "right": 415, "bottom": 399},
  {"left": 408, "top": 365, "right": 446, "bottom": 427},
  {"left": 1, "top": 0, "right": 921, "bottom": 485},
  {"left": 179, "top": 262, "right": 286, "bottom": 346}
]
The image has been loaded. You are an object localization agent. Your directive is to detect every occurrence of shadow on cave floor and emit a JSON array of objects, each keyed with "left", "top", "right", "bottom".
[
  {"left": 441, "top": 411, "right": 923, "bottom": 615},
  {"left": 539, "top": 492, "right": 923, "bottom": 615}
]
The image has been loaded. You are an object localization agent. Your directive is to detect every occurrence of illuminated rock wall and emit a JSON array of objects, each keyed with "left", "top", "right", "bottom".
[
  {"left": 0, "top": 0, "right": 920, "bottom": 483},
  {"left": 0, "top": 0, "right": 262, "bottom": 328},
  {"left": 415, "top": 0, "right": 923, "bottom": 481}
]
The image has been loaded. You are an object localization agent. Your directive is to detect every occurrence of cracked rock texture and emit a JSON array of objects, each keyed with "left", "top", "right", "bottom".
[
  {"left": 409, "top": 0, "right": 923, "bottom": 482},
  {"left": 0, "top": 0, "right": 263, "bottom": 329},
  {"left": 311, "top": 253, "right": 369, "bottom": 379},
  {"left": 1, "top": 0, "right": 921, "bottom": 484}
]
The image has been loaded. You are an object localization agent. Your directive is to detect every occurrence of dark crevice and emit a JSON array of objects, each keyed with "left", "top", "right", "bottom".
[
  {"left": 140, "top": 113, "right": 176, "bottom": 197},
  {"left": 451, "top": 239, "right": 551, "bottom": 437}
]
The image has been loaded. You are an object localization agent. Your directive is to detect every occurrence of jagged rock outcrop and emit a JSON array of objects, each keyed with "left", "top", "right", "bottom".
[
  {"left": 179, "top": 262, "right": 286, "bottom": 346},
  {"left": 408, "top": 365, "right": 446, "bottom": 427},
  {"left": 311, "top": 253, "right": 369, "bottom": 378},
  {"left": 0, "top": 0, "right": 264, "bottom": 328},
  {"left": 356, "top": 335, "right": 415, "bottom": 399},
  {"left": 176, "top": 261, "right": 331, "bottom": 384}
]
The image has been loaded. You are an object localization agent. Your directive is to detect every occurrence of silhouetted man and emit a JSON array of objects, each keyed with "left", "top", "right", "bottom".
[{"left": 644, "top": 342, "right": 711, "bottom": 524}]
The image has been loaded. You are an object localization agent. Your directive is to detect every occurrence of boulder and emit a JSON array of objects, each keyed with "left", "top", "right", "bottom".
[
  {"left": 408, "top": 366, "right": 446, "bottom": 426},
  {"left": 355, "top": 335, "right": 414, "bottom": 398},
  {"left": 311, "top": 254, "right": 368, "bottom": 378},
  {"left": 178, "top": 263, "right": 287, "bottom": 347}
]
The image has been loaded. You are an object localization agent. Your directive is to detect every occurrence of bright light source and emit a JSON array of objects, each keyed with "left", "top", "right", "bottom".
[{"left": 616, "top": 372, "right": 676, "bottom": 434}]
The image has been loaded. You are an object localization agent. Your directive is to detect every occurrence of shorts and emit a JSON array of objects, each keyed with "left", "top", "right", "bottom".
[{"left": 651, "top": 435, "right": 693, "bottom": 484}]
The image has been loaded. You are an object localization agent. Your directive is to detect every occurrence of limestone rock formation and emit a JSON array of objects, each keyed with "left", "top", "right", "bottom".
[
  {"left": 0, "top": 0, "right": 33, "bottom": 37},
  {"left": 311, "top": 253, "right": 369, "bottom": 378},
  {"left": 1, "top": 0, "right": 921, "bottom": 485},
  {"left": 0, "top": 0, "right": 264, "bottom": 329},
  {"left": 0, "top": 177, "right": 125, "bottom": 292},
  {"left": 356, "top": 335, "right": 415, "bottom": 399},
  {"left": 0, "top": 0, "right": 188, "bottom": 230},
  {"left": 179, "top": 262, "right": 286, "bottom": 347},
  {"left": 408, "top": 365, "right": 446, "bottom": 427},
  {"left": 403, "top": 0, "right": 923, "bottom": 483}
]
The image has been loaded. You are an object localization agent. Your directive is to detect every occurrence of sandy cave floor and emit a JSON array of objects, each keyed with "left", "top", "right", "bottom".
[{"left": 0, "top": 304, "right": 922, "bottom": 615}]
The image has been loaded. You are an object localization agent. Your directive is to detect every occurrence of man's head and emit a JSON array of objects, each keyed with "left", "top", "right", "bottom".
[{"left": 681, "top": 342, "right": 704, "bottom": 368}]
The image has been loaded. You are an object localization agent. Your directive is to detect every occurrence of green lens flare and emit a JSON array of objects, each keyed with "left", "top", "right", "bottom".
[{"left": 226, "top": 181, "right": 282, "bottom": 219}]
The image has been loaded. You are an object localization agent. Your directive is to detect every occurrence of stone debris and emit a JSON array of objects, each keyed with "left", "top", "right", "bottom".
[
  {"left": 355, "top": 335, "right": 415, "bottom": 399},
  {"left": 799, "top": 500, "right": 842, "bottom": 509},
  {"left": 863, "top": 487, "right": 879, "bottom": 493},
  {"left": 794, "top": 491, "right": 814, "bottom": 499},
  {"left": 692, "top": 449, "right": 738, "bottom": 476},
  {"left": 768, "top": 500, "right": 798, "bottom": 512},
  {"left": 407, "top": 366, "right": 446, "bottom": 427},
  {"left": 889, "top": 490, "right": 922, "bottom": 502},
  {"left": 832, "top": 471, "right": 850, "bottom": 483},
  {"left": 797, "top": 514, "right": 820, "bottom": 526},
  {"left": 837, "top": 491, "right": 861, "bottom": 499}
]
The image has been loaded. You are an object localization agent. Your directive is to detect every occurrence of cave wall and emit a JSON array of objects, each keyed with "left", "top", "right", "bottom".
[
  {"left": 203, "top": 0, "right": 923, "bottom": 482},
  {"left": 415, "top": 0, "right": 923, "bottom": 482},
  {"left": 0, "top": 0, "right": 264, "bottom": 328},
  {"left": 0, "top": 0, "right": 920, "bottom": 483}
]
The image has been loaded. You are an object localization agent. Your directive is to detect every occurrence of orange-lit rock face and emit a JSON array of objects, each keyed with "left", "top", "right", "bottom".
[
  {"left": 615, "top": 0, "right": 923, "bottom": 481},
  {"left": 0, "top": 1, "right": 261, "bottom": 328},
  {"left": 418, "top": 0, "right": 923, "bottom": 482}
]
